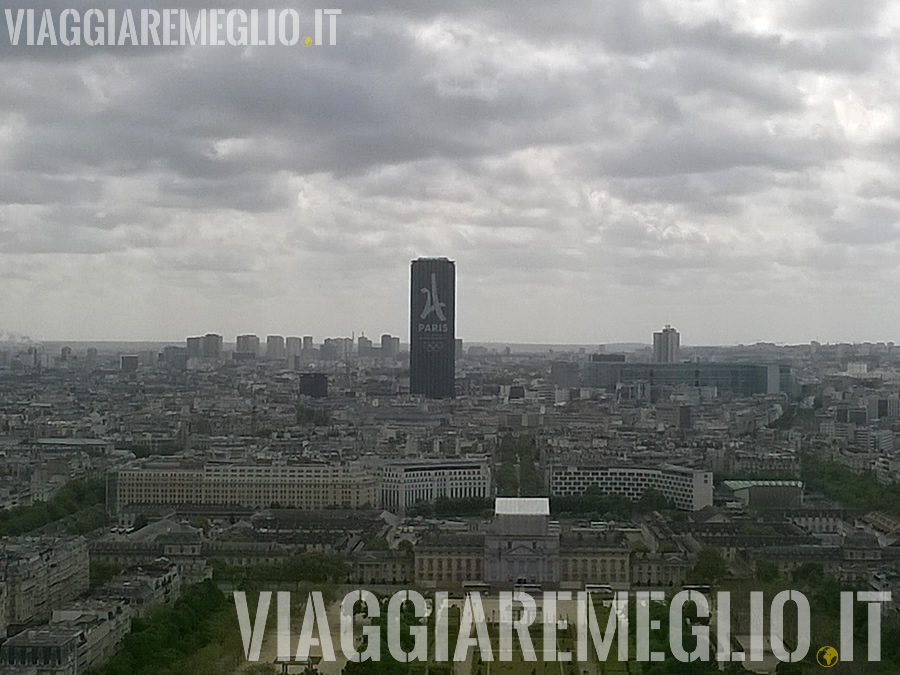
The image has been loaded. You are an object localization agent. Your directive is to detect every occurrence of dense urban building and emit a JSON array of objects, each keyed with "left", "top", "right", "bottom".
[
  {"left": 0, "top": 538, "right": 90, "bottom": 638},
  {"left": 0, "top": 560, "right": 183, "bottom": 674}
]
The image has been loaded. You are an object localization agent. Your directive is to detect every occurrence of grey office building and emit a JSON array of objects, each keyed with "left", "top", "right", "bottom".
[{"left": 410, "top": 257, "right": 455, "bottom": 398}]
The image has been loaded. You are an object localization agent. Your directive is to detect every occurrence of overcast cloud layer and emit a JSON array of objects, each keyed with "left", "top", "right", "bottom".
[{"left": 2, "top": 0, "right": 900, "bottom": 344}]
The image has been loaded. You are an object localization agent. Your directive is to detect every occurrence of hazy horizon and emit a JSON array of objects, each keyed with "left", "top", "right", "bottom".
[{"left": 7, "top": 336, "right": 897, "bottom": 352}]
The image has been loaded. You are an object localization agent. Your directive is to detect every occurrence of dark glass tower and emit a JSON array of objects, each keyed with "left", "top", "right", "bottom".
[{"left": 410, "top": 257, "right": 455, "bottom": 398}]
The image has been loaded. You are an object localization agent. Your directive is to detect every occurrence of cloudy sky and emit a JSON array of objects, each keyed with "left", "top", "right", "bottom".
[{"left": 2, "top": 0, "right": 900, "bottom": 345}]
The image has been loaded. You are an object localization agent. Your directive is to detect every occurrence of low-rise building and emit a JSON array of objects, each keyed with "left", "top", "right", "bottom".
[
  {"left": 50, "top": 600, "right": 132, "bottom": 672},
  {"left": 110, "top": 459, "right": 379, "bottom": 512},
  {"left": 0, "top": 627, "right": 81, "bottom": 674}
]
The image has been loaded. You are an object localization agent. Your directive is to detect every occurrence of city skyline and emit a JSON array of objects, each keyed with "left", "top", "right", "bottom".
[
  {"left": 3, "top": 2, "right": 900, "bottom": 344},
  {"left": 7, "top": 330, "right": 900, "bottom": 350}
]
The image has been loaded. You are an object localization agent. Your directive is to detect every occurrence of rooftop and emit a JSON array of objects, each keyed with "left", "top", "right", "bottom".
[
  {"left": 494, "top": 497, "right": 550, "bottom": 516},
  {"left": 723, "top": 480, "right": 804, "bottom": 490}
]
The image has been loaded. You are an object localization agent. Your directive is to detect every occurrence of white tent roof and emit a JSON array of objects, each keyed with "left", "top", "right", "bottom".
[{"left": 494, "top": 497, "right": 550, "bottom": 516}]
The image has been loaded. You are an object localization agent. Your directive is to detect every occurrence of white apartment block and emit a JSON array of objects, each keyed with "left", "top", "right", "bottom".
[
  {"left": 378, "top": 457, "right": 492, "bottom": 513},
  {"left": 550, "top": 463, "right": 713, "bottom": 511}
]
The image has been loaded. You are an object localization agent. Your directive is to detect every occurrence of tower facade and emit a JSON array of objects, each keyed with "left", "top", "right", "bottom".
[{"left": 410, "top": 258, "right": 456, "bottom": 398}]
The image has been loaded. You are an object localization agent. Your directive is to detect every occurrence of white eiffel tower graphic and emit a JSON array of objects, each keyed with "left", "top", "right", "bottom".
[{"left": 420, "top": 273, "right": 447, "bottom": 321}]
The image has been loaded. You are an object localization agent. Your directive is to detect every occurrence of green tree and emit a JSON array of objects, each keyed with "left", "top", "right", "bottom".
[
  {"left": 755, "top": 560, "right": 779, "bottom": 583},
  {"left": 0, "top": 477, "right": 107, "bottom": 536},
  {"left": 87, "top": 580, "right": 230, "bottom": 675},
  {"left": 688, "top": 547, "right": 727, "bottom": 584},
  {"left": 637, "top": 488, "right": 674, "bottom": 512}
]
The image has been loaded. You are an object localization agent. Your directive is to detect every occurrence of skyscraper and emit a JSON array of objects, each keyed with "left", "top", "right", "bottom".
[
  {"left": 286, "top": 336, "right": 302, "bottom": 358},
  {"left": 266, "top": 335, "right": 285, "bottom": 360},
  {"left": 358, "top": 335, "right": 372, "bottom": 357},
  {"left": 381, "top": 334, "right": 398, "bottom": 360},
  {"left": 201, "top": 333, "right": 222, "bottom": 359},
  {"left": 652, "top": 325, "right": 680, "bottom": 363},
  {"left": 236, "top": 334, "right": 260, "bottom": 355},
  {"left": 410, "top": 257, "right": 455, "bottom": 398},
  {"left": 186, "top": 336, "right": 202, "bottom": 358}
]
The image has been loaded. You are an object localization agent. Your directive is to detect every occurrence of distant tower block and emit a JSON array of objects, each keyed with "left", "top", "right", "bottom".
[
  {"left": 653, "top": 325, "right": 680, "bottom": 363},
  {"left": 236, "top": 334, "right": 260, "bottom": 355},
  {"left": 266, "top": 335, "right": 285, "bottom": 360}
]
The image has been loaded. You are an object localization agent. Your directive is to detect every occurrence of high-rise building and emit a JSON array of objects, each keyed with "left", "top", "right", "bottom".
[
  {"left": 358, "top": 335, "right": 372, "bottom": 357},
  {"left": 652, "top": 325, "right": 680, "bottom": 363},
  {"left": 320, "top": 339, "right": 337, "bottom": 361},
  {"left": 410, "top": 257, "right": 455, "bottom": 398},
  {"left": 341, "top": 337, "right": 353, "bottom": 360},
  {"left": 286, "top": 336, "right": 302, "bottom": 358},
  {"left": 236, "top": 334, "right": 260, "bottom": 355},
  {"left": 302, "top": 336, "right": 314, "bottom": 351},
  {"left": 380, "top": 334, "right": 394, "bottom": 359},
  {"left": 201, "top": 333, "right": 223, "bottom": 359},
  {"left": 266, "top": 335, "right": 285, "bottom": 360},
  {"left": 379, "top": 334, "right": 400, "bottom": 360},
  {"left": 321, "top": 337, "right": 352, "bottom": 361},
  {"left": 185, "top": 336, "right": 202, "bottom": 358}
]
